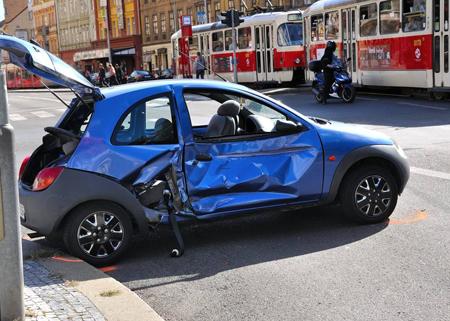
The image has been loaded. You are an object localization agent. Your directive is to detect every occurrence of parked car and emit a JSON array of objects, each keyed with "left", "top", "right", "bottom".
[
  {"left": 158, "top": 68, "right": 174, "bottom": 79},
  {"left": 0, "top": 35, "right": 409, "bottom": 266},
  {"left": 127, "top": 70, "right": 155, "bottom": 83}
]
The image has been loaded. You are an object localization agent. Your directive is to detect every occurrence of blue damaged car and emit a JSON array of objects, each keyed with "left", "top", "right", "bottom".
[{"left": 0, "top": 36, "right": 409, "bottom": 266}]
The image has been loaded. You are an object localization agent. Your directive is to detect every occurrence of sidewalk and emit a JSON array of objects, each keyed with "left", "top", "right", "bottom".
[{"left": 22, "top": 239, "right": 164, "bottom": 321}]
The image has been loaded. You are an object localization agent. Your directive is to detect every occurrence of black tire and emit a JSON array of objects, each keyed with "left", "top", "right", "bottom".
[
  {"left": 63, "top": 202, "right": 133, "bottom": 266},
  {"left": 340, "top": 165, "right": 398, "bottom": 224},
  {"left": 341, "top": 86, "right": 356, "bottom": 103}
]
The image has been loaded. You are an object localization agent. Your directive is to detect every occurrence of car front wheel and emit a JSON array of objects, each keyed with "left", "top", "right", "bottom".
[
  {"left": 63, "top": 202, "right": 133, "bottom": 266},
  {"left": 340, "top": 165, "right": 398, "bottom": 224}
]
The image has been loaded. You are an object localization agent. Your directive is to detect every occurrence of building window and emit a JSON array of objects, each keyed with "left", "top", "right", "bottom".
[
  {"left": 161, "top": 13, "right": 167, "bottom": 33},
  {"left": 145, "top": 16, "right": 150, "bottom": 36},
  {"left": 228, "top": 0, "right": 235, "bottom": 9},
  {"left": 215, "top": 2, "right": 220, "bottom": 21},
  {"left": 153, "top": 14, "right": 159, "bottom": 35},
  {"left": 169, "top": 11, "right": 175, "bottom": 31},
  {"left": 177, "top": 9, "right": 183, "bottom": 20}
]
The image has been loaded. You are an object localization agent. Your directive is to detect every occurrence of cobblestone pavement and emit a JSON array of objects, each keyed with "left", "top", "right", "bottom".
[{"left": 24, "top": 260, "right": 105, "bottom": 321}]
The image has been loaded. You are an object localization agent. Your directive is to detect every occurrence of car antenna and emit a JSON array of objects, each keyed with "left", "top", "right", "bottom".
[
  {"left": 173, "top": 46, "right": 228, "bottom": 82},
  {"left": 39, "top": 80, "right": 71, "bottom": 109}
]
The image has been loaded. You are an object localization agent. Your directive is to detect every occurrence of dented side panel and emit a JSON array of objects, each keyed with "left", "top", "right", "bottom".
[{"left": 184, "top": 130, "right": 324, "bottom": 214}]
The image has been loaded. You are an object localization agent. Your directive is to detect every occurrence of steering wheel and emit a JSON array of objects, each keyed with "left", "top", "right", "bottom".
[{"left": 44, "top": 127, "right": 80, "bottom": 142}]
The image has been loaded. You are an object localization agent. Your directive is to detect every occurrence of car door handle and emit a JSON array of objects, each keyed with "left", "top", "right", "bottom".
[{"left": 195, "top": 153, "right": 212, "bottom": 162}]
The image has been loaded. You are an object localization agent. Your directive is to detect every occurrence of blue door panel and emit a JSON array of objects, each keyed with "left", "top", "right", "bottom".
[{"left": 185, "top": 130, "right": 323, "bottom": 214}]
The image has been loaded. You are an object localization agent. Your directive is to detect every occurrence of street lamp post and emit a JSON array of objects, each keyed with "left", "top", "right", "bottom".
[{"left": 0, "top": 57, "right": 25, "bottom": 321}]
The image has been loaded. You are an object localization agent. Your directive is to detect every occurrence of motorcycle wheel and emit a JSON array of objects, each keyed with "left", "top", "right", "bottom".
[
  {"left": 315, "top": 92, "right": 324, "bottom": 103},
  {"left": 341, "top": 86, "right": 356, "bottom": 103}
]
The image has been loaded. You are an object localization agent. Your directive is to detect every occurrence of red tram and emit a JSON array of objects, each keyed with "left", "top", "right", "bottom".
[
  {"left": 171, "top": 11, "right": 306, "bottom": 84},
  {"left": 303, "top": 0, "right": 450, "bottom": 95},
  {"left": 3, "top": 64, "right": 43, "bottom": 89}
]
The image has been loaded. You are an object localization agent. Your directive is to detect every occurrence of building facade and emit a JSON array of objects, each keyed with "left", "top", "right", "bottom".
[
  {"left": 91, "top": 0, "right": 142, "bottom": 74},
  {"left": 32, "top": 0, "right": 59, "bottom": 55},
  {"left": 3, "top": 0, "right": 34, "bottom": 41},
  {"left": 55, "top": 0, "right": 97, "bottom": 68}
]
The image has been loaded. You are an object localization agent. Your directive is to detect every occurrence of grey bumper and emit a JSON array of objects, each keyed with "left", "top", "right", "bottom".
[{"left": 20, "top": 168, "right": 148, "bottom": 237}]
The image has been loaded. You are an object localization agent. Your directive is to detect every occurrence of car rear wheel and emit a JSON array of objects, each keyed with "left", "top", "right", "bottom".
[
  {"left": 340, "top": 165, "right": 398, "bottom": 224},
  {"left": 63, "top": 202, "right": 133, "bottom": 266}
]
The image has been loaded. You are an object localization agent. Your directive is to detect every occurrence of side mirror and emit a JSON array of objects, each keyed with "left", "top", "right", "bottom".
[{"left": 275, "top": 120, "right": 304, "bottom": 133}]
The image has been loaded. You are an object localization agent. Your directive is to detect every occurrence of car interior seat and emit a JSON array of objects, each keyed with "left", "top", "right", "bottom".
[
  {"left": 152, "top": 118, "right": 174, "bottom": 143},
  {"left": 205, "top": 100, "right": 241, "bottom": 138}
]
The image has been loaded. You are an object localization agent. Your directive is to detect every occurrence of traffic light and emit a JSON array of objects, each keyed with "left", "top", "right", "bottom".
[{"left": 220, "top": 9, "right": 244, "bottom": 28}]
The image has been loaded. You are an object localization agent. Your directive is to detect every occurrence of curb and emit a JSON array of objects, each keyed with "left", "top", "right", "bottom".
[{"left": 39, "top": 257, "right": 165, "bottom": 321}]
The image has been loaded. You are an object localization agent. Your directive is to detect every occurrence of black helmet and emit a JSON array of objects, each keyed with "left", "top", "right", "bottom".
[{"left": 326, "top": 41, "right": 337, "bottom": 52}]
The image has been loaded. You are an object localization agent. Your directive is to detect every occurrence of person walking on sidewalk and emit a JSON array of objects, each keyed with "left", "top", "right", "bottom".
[
  {"left": 195, "top": 52, "right": 206, "bottom": 79},
  {"left": 98, "top": 63, "right": 107, "bottom": 87},
  {"left": 106, "top": 63, "right": 119, "bottom": 86}
]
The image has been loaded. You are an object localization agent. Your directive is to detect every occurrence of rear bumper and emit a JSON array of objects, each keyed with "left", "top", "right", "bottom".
[{"left": 20, "top": 168, "right": 149, "bottom": 237}]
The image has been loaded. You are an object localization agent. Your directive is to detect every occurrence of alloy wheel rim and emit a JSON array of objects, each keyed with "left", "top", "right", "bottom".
[
  {"left": 354, "top": 175, "right": 392, "bottom": 217},
  {"left": 77, "top": 211, "right": 124, "bottom": 258}
]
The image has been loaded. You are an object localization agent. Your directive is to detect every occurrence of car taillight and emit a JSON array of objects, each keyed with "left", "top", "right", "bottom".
[
  {"left": 19, "top": 156, "right": 31, "bottom": 179},
  {"left": 32, "top": 167, "right": 64, "bottom": 191}
]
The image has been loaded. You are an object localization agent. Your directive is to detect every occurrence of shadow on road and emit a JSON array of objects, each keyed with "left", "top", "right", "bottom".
[
  {"left": 272, "top": 89, "right": 450, "bottom": 128},
  {"left": 109, "top": 206, "right": 388, "bottom": 290}
]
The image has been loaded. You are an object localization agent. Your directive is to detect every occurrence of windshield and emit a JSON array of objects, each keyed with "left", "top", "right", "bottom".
[{"left": 277, "top": 23, "right": 303, "bottom": 46}]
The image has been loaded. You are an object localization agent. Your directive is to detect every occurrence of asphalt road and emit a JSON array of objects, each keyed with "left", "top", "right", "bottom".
[{"left": 9, "top": 87, "right": 450, "bottom": 321}]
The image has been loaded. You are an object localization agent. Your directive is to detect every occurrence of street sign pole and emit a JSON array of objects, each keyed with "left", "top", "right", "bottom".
[
  {"left": 231, "top": 10, "right": 238, "bottom": 83},
  {"left": 0, "top": 56, "right": 25, "bottom": 321}
]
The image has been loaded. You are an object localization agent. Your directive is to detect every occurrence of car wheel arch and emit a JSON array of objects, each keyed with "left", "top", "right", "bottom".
[
  {"left": 325, "top": 145, "right": 408, "bottom": 204},
  {"left": 54, "top": 199, "right": 141, "bottom": 239}
]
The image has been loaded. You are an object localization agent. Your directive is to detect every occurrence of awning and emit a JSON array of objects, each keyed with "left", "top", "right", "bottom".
[{"left": 113, "top": 48, "right": 135, "bottom": 56}]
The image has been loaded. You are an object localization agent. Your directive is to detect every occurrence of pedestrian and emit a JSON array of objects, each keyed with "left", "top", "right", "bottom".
[
  {"left": 98, "top": 63, "right": 107, "bottom": 87},
  {"left": 195, "top": 52, "right": 206, "bottom": 79},
  {"left": 107, "top": 63, "right": 118, "bottom": 86},
  {"left": 320, "top": 41, "right": 337, "bottom": 104},
  {"left": 115, "top": 64, "right": 123, "bottom": 84}
]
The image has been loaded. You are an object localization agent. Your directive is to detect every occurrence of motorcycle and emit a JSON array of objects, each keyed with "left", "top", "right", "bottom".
[{"left": 309, "top": 58, "right": 356, "bottom": 104}]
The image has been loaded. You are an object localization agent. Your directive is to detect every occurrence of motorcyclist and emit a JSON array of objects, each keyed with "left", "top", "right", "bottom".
[{"left": 320, "top": 41, "right": 338, "bottom": 104}]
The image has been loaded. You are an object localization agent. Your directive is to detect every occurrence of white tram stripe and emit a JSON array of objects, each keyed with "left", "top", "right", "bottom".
[
  {"left": 9, "top": 114, "right": 27, "bottom": 121},
  {"left": 31, "top": 111, "right": 55, "bottom": 118},
  {"left": 56, "top": 108, "right": 67, "bottom": 113},
  {"left": 411, "top": 167, "right": 450, "bottom": 181},
  {"left": 397, "top": 102, "right": 447, "bottom": 111}
]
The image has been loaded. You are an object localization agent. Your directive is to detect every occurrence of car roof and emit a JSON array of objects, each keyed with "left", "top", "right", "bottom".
[{"left": 99, "top": 79, "right": 256, "bottom": 100}]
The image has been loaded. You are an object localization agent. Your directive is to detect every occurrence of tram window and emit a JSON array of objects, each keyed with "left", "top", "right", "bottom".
[
  {"left": 434, "top": 36, "right": 440, "bottom": 73},
  {"left": 434, "top": 0, "right": 440, "bottom": 32},
  {"left": 342, "top": 11, "right": 347, "bottom": 40},
  {"left": 402, "top": 0, "right": 426, "bottom": 32},
  {"left": 311, "top": 14, "right": 324, "bottom": 41},
  {"left": 238, "top": 27, "right": 252, "bottom": 49},
  {"left": 325, "top": 11, "right": 339, "bottom": 40},
  {"left": 212, "top": 31, "right": 224, "bottom": 52},
  {"left": 225, "top": 30, "right": 237, "bottom": 50},
  {"left": 277, "top": 23, "right": 303, "bottom": 46},
  {"left": 445, "top": 35, "right": 449, "bottom": 73},
  {"left": 380, "top": 0, "right": 400, "bottom": 34},
  {"left": 360, "top": 4, "right": 378, "bottom": 37},
  {"left": 445, "top": 0, "right": 449, "bottom": 31}
]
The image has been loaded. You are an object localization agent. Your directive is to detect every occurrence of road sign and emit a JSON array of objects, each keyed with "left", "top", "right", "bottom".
[{"left": 197, "top": 11, "right": 206, "bottom": 24}]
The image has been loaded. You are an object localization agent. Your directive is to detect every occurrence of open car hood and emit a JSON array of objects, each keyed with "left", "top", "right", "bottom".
[{"left": 0, "top": 35, "right": 101, "bottom": 98}]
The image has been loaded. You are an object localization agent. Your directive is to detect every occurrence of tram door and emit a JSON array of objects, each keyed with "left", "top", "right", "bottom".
[
  {"left": 255, "top": 25, "right": 274, "bottom": 82},
  {"left": 433, "top": 0, "right": 450, "bottom": 88},
  {"left": 199, "top": 34, "right": 211, "bottom": 77},
  {"left": 342, "top": 7, "right": 358, "bottom": 83}
]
